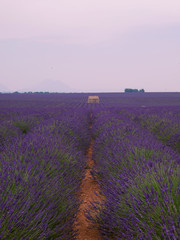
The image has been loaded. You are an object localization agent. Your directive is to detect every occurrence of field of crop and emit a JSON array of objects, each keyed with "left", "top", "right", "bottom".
[{"left": 0, "top": 92, "right": 179, "bottom": 239}]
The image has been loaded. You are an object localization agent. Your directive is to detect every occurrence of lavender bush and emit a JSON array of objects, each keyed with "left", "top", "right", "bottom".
[{"left": 125, "top": 106, "right": 180, "bottom": 153}]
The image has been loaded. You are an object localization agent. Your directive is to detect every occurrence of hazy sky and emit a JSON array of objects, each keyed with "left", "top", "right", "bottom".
[{"left": 0, "top": 0, "right": 180, "bottom": 92}]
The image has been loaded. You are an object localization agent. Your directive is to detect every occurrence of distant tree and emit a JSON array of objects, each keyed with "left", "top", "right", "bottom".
[
  {"left": 34, "top": 91, "right": 44, "bottom": 94},
  {"left": 125, "top": 88, "right": 132, "bottom": 92},
  {"left": 125, "top": 88, "right": 138, "bottom": 93},
  {"left": 139, "top": 89, "right": 145, "bottom": 92},
  {"left": 125, "top": 88, "right": 145, "bottom": 93}
]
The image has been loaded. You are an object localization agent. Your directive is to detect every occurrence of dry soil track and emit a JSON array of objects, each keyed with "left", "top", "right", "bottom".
[{"left": 74, "top": 116, "right": 102, "bottom": 240}]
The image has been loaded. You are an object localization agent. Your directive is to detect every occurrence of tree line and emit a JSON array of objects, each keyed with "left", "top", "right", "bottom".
[{"left": 124, "top": 88, "right": 145, "bottom": 93}]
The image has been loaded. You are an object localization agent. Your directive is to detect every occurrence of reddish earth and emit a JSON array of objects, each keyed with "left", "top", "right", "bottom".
[{"left": 74, "top": 122, "right": 102, "bottom": 240}]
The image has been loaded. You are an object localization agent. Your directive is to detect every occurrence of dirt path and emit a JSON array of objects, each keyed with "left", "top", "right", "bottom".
[{"left": 74, "top": 115, "right": 102, "bottom": 240}]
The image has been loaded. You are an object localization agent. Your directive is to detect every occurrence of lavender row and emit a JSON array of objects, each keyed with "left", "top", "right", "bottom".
[
  {"left": 0, "top": 107, "right": 90, "bottom": 239},
  {"left": 91, "top": 108, "right": 180, "bottom": 239},
  {"left": 123, "top": 106, "right": 180, "bottom": 153}
]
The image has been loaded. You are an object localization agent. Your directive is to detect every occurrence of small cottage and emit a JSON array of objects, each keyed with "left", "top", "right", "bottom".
[{"left": 88, "top": 96, "right": 99, "bottom": 103}]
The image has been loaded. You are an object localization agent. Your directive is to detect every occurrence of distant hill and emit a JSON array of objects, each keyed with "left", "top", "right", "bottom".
[
  {"left": 0, "top": 83, "right": 10, "bottom": 92},
  {"left": 19, "top": 79, "right": 72, "bottom": 93}
]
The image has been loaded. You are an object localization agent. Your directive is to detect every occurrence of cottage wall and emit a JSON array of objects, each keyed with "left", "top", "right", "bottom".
[{"left": 88, "top": 96, "right": 99, "bottom": 103}]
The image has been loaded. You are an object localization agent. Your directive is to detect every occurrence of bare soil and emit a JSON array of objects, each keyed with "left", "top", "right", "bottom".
[{"left": 74, "top": 123, "right": 102, "bottom": 240}]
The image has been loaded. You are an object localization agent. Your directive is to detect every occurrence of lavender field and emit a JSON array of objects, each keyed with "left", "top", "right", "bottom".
[{"left": 0, "top": 92, "right": 180, "bottom": 239}]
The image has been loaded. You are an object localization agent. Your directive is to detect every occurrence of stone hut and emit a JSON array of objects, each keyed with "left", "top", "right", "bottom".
[{"left": 88, "top": 96, "right": 99, "bottom": 103}]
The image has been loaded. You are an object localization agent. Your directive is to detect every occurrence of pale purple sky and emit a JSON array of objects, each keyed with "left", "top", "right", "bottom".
[{"left": 0, "top": 0, "right": 180, "bottom": 92}]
